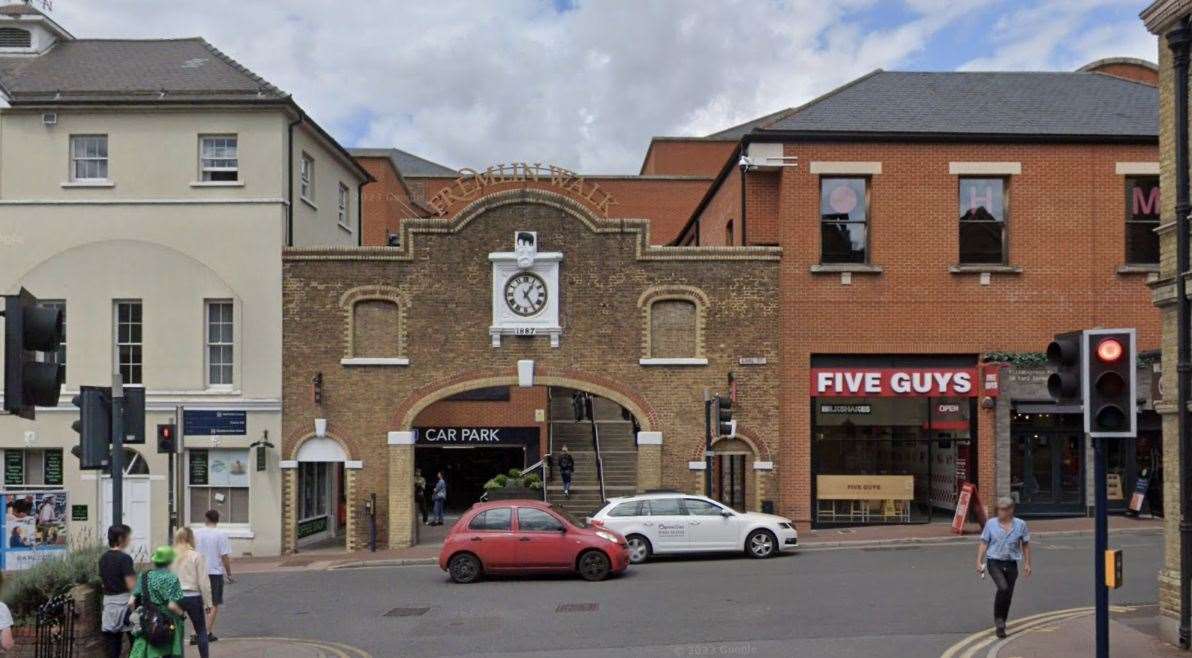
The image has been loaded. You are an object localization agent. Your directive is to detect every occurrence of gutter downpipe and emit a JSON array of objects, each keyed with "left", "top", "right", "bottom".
[
  {"left": 286, "top": 109, "right": 304, "bottom": 247},
  {"left": 739, "top": 163, "right": 747, "bottom": 246},
  {"left": 357, "top": 181, "right": 365, "bottom": 246},
  {"left": 1168, "top": 19, "right": 1192, "bottom": 651}
]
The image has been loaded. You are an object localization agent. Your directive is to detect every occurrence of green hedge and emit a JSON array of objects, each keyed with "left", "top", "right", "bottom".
[{"left": 2, "top": 544, "right": 105, "bottom": 624}]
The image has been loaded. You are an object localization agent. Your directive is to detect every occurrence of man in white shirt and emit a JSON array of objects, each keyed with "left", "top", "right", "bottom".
[{"left": 193, "top": 509, "right": 234, "bottom": 643}]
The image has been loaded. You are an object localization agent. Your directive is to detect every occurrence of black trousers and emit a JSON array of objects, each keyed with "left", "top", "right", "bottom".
[
  {"left": 102, "top": 631, "right": 126, "bottom": 658},
  {"left": 417, "top": 493, "right": 428, "bottom": 522},
  {"left": 987, "top": 558, "right": 1019, "bottom": 624},
  {"left": 180, "top": 594, "right": 209, "bottom": 658}
]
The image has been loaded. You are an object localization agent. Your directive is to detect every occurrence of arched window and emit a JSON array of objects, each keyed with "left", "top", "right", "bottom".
[
  {"left": 649, "top": 299, "right": 697, "bottom": 358},
  {"left": 0, "top": 28, "right": 32, "bottom": 49},
  {"left": 352, "top": 299, "right": 400, "bottom": 358}
]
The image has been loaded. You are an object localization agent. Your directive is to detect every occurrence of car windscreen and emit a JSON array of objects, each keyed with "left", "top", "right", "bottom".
[{"left": 548, "top": 504, "right": 588, "bottom": 528}]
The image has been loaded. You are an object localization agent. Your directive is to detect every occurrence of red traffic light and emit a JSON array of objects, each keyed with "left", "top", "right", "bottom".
[{"left": 1095, "top": 338, "right": 1123, "bottom": 363}]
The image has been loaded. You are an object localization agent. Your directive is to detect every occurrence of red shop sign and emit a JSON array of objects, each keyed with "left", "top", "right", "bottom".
[{"left": 811, "top": 368, "right": 978, "bottom": 397}]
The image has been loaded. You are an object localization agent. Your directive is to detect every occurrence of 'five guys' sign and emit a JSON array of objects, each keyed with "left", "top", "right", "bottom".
[{"left": 812, "top": 368, "right": 979, "bottom": 397}]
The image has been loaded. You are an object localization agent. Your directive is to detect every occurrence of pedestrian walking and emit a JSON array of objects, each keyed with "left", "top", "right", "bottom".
[
  {"left": 415, "top": 468, "right": 429, "bottom": 525},
  {"left": 558, "top": 445, "right": 575, "bottom": 498},
  {"left": 99, "top": 524, "right": 136, "bottom": 658},
  {"left": 193, "top": 510, "right": 234, "bottom": 643},
  {"left": 976, "top": 497, "right": 1032, "bottom": 639},
  {"left": 171, "top": 527, "right": 212, "bottom": 658},
  {"left": 129, "top": 546, "right": 186, "bottom": 658},
  {"left": 432, "top": 471, "right": 447, "bottom": 525}
]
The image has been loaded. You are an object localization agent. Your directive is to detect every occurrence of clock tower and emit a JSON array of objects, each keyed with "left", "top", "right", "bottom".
[{"left": 489, "top": 231, "right": 562, "bottom": 347}]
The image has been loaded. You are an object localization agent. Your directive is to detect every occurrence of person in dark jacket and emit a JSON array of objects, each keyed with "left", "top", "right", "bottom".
[
  {"left": 431, "top": 472, "right": 447, "bottom": 526},
  {"left": 414, "top": 469, "right": 429, "bottom": 525},
  {"left": 558, "top": 446, "right": 575, "bottom": 497}
]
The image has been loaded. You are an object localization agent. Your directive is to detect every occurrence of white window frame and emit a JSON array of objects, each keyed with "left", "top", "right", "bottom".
[
  {"left": 205, "top": 300, "right": 234, "bottom": 389},
  {"left": 337, "top": 183, "right": 351, "bottom": 230},
  {"left": 185, "top": 448, "right": 252, "bottom": 527},
  {"left": 70, "top": 135, "right": 109, "bottom": 182},
  {"left": 199, "top": 135, "right": 239, "bottom": 182},
  {"left": 114, "top": 300, "right": 142, "bottom": 385},
  {"left": 300, "top": 153, "right": 315, "bottom": 203}
]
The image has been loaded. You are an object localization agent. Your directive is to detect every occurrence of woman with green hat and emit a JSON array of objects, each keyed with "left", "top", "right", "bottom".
[{"left": 129, "top": 545, "right": 186, "bottom": 658}]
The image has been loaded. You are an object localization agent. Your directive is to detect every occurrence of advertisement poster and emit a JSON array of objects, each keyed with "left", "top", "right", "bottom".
[
  {"left": 0, "top": 490, "right": 69, "bottom": 570},
  {"left": 207, "top": 449, "right": 250, "bottom": 488}
]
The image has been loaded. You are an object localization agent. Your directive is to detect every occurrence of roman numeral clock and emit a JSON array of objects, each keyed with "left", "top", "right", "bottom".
[{"left": 490, "top": 231, "right": 562, "bottom": 347}]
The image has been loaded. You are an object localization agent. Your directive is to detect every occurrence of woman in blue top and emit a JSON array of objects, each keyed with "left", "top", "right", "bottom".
[{"left": 976, "top": 497, "right": 1033, "bottom": 638}]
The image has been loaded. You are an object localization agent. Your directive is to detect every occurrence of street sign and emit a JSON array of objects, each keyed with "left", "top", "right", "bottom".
[{"left": 183, "top": 410, "right": 247, "bottom": 436}]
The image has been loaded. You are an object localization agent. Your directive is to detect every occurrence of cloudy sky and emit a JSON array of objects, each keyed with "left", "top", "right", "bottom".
[{"left": 48, "top": 0, "right": 1157, "bottom": 173}]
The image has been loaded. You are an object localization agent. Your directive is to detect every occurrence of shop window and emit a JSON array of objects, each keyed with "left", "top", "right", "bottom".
[
  {"left": 2, "top": 449, "right": 64, "bottom": 488},
  {"left": 820, "top": 177, "right": 869, "bottom": 263},
  {"left": 188, "top": 449, "right": 250, "bottom": 524},
  {"left": 1125, "top": 177, "right": 1160, "bottom": 264},
  {"left": 958, "top": 178, "right": 1007, "bottom": 264},
  {"left": 649, "top": 300, "right": 697, "bottom": 358},
  {"left": 352, "top": 299, "right": 400, "bottom": 358}
]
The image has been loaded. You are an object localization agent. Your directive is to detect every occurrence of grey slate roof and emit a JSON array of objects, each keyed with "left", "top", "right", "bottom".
[
  {"left": 705, "top": 106, "right": 795, "bottom": 139},
  {"left": 350, "top": 147, "right": 458, "bottom": 177},
  {"left": 758, "top": 70, "right": 1157, "bottom": 138},
  {"left": 0, "top": 37, "right": 287, "bottom": 103}
]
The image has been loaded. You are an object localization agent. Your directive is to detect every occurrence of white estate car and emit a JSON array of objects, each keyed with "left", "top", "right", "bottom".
[{"left": 589, "top": 493, "right": 798, "bottom": 563}]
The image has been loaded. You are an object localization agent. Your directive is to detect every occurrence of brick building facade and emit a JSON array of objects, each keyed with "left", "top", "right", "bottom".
[{"left": 281, "top": 188, "right": 780, "bottom": 551}]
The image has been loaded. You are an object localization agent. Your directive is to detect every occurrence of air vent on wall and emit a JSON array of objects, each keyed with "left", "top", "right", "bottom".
[{"left": 41, "top": 113, "right": 57, "bottom": 127}]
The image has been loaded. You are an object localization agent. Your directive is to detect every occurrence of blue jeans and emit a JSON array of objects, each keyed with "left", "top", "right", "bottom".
[
  {"left": 561, "top": 470, "right": 573, "bottom": 492},
  {"left": 433, "top": 497, "right": 445, "bottom": 523}
]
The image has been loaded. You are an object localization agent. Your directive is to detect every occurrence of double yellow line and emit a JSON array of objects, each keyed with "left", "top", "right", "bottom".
[{"left": 940, "top": 605, "right": 1136, "bottom": 658}]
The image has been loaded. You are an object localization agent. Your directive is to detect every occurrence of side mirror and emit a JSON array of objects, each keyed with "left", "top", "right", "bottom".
[{"left": 720, "top": 510, "right": 733, "bottom": 518}]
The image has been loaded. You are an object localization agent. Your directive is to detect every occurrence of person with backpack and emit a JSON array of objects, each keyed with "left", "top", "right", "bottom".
[
  {"left": 129, "top": 546, "right": 185, "bottom": 658},
  {"left": 558, "top": 445, "right": 575, "bottom": 498}
]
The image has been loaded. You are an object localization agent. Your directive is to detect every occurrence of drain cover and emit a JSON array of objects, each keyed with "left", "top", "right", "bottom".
[
  {"left": 556, "top": 603, "right": 599, "bottom": 613},
  {"left": 384, "top": 607, "right": 430, "bottom": 618}
]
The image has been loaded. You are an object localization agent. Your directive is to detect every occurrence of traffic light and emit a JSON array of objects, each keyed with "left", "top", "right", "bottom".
[
  {"left": 1085, "top": 329, "right": 1136, "bottom": 437},
  {"left": 716, "top": 395, "right": 736, "bottom": 438},
  {"left": 1046, "top": 330, "right": 1083, "bottom": 403},
  {"left": 122, "top": 386, "right": 145, "bottom": 444},
  {"left": 70, "top": 386, "right": 111, "bottom": 470},
  {"left": 157, "top": 424, "right": 176, "bottom": 454},
  {"left": 3, "top": 288, "right": 64, "bottom": 419}
]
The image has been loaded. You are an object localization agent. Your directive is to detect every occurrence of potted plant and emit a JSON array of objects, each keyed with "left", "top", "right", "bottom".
[{"left": 482, "top": 468, "right": 543, "bottom": 501}]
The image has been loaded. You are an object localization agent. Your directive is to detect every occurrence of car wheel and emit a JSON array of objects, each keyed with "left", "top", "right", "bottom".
[
  {"left": 625, "top": 535, "right": 652, "bottom": 564},
  {"left": 577, "top": 550, "right": 612, "bottom": 581},
  {"left": 448, "top": 553, "right": 482, "bottom": 583},
  {"left": 746, "top": 529, "right": 777, "bottom": 559}
]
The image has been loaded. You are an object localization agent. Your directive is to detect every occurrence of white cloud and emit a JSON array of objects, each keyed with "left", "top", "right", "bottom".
[{"left": 46, "top": 0, "right": 1154, "bottom": 174}]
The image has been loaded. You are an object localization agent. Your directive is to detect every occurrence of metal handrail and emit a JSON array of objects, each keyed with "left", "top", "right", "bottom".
[
  {"left": 589, "top": 407, "right": 606, "bottom": 503},
  {"left": 522, "top": 459, "right": 547, "bottom": 502}
]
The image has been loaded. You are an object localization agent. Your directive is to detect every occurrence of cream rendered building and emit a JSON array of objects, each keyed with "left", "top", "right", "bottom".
[{"left": 0, "top": 3, "right": 369, "bottom": 558}]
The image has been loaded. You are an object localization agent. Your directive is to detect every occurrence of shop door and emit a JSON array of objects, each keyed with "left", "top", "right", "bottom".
[
  {"left": 711, "top": 454, "right": 746, "bottom": 511},
  {"left": 1014, "top": 432, "right": 1083, "bottom": 514}
]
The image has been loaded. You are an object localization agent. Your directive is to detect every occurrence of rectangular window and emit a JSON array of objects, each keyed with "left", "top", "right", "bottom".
[
  {"left": 3, "top": 449, "right": 64, "bottom": 488},
  {"left": 299, "top": 462, "right": 329, "bottom": 520},
  {"left": 1125, "top": 177, "right": 1160, "bottom": 264},
  {"left": 820, "top": 177, "right": 869, "bottom": 263},
  {"left": 188, "top": 449, "right": 250, "bottom": 524},
  {"left": 39, "top": 301, "right": 65, "bottom": 380},
  {"left": 300, "top": 153, "right": 314, "bottom": 201},
  {"left": 337, "top": 183, "right": 350, "bottom": 229},
  {"left": 958, "top": 178, "right": 1007, "bottom": 264},
  {"left": 206, "top": 300, "right": 233, "bottom": 387},
  {"left": 115, "top": 301, "right": 142, "bottom": 385},
  {"left": 70, "top": 135, "right": 108, "bottom": 181},
  {"left": 199, "top": 135, "right": 238, "bottom": 182}
]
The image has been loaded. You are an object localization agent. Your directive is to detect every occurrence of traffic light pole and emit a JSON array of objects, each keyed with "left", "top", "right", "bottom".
[
  {"left": 704, "top": 389, "right": 712, "bottom": 497},
  {"left": 1093, "top": 433, "right": 1109, "bottom": 658},
  {"left": 110, "top": 372, "right": 124, "bottom": 526}
]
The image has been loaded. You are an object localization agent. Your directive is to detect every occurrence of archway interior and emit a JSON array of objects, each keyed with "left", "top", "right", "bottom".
[{"left": 411, "top": 385, "right": 640, "bottom": 525}]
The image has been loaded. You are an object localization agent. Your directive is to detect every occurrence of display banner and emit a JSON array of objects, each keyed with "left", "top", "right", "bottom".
[
  {"left": 0, "top": 490, "right": 69, "bottom": 570},
  {"left": 811, "top": 368, "right": 978, "bottom": 397},
  {"left": 414, "top": 427, "right": 539, "bottom": 446},
  {"left": 816, "top": 475, "right": 914, "bottom": 501}
]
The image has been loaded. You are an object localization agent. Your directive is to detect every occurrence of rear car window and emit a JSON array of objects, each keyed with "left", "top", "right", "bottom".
[
  {"left": 608, "top": 501, "right": 640, "bottom": 517},
  {"left": 518, "top": 507, "right": 565, "bottom": 532},
  {"left": 468, "top": 508, "right": 512, "bottom": 531},
  {"left": 645, "top": 497, "right": 686, "bottom": 516}
]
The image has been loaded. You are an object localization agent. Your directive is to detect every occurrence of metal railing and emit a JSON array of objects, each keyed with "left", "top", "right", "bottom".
[
  {"left": 588, "top": 404, "right": 606, "bottom": 503},
  {"left": 34, "top": 593, "right": 75, "bottom": 658},
  {"left": 522, "top": 458, "right": 547, "bottom": 501}
]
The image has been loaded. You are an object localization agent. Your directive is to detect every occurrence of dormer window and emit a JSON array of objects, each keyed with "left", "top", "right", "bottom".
[{"left": 0, "top": 28, "right": 31, "bottom": 49}]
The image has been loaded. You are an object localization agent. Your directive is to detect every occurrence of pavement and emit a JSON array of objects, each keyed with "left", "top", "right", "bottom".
[
  {"left": 227, "top": 514, "right": 1163, "bottom": 574},
  {"left": 202, "top": 525, "right": 1166, "bottom": 657}
]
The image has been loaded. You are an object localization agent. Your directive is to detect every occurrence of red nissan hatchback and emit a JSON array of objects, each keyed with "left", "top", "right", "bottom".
[{"left": 438, "top": 500, "right": 630, "bottom": 583}]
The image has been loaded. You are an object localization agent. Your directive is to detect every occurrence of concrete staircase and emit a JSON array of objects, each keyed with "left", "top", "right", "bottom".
[{"left": 546, "top": 390, "right": 638, "bottom": 519}]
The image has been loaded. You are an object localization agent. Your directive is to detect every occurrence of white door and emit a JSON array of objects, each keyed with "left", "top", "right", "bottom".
[{"left": 102, "top": 478, "right": 152, "bottom": 563}]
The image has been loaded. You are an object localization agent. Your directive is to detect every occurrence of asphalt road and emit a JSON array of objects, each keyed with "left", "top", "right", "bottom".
[{"left": 215, "top": 531, "right": 1162, "bottom": 658}]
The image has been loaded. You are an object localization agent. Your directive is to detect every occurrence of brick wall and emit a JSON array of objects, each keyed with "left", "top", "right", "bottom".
[
  {"left": 357, "top": 156, "right": 429, "bottom": 246},
  {"left": 640, "top": 139, "right": 737, "bottom": 177},
  {"left": 283, "top": 189, "right": 780, "bottom": 549},
  {"left": 1084, "top": 61, "right": 1159, "bottom": 86}
]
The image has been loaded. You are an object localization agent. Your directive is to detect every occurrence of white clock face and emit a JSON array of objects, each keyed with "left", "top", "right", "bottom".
[{"left": 504, "top": 272, "right": 548, "bottom": 317}]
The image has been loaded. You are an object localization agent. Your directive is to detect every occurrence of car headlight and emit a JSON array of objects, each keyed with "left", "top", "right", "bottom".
[{"left": 595, "top": 530, "right": 620, "bottom": 544}]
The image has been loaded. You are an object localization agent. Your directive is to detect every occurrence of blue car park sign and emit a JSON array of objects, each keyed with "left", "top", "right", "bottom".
[{"left": 184, "top": 410, "right": 247, "bottom": 436}]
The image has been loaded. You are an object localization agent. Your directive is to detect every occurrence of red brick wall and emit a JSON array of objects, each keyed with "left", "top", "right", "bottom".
[
  {"left": 414, "top": 386, "right": 549, "bottom": 456},
  {"left": 1086, "top": 62, "right": 1159, "bottom": 86},
  {"left": 640, "top": 139, "right": 737, "bottom": 177},
  {"left": 763, "top": 141, "right": 1161, "bottom": 522},
  {"left": 696, "top": 167, "right": 741, "bottom": 246},
  {"left": 357, "top": 156, "right": 427, "bottom": 246}
]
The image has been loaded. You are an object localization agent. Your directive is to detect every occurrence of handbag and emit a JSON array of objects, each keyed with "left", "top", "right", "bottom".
[{"left": 132, "top": 571, "right": 176, "bottom": 647}]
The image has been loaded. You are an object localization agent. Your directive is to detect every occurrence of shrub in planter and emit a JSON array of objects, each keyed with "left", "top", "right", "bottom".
[
  {"left": 2, "top": 544, "right": 104, "bottom": 625},
  {"left": 482, "top": 468, "right": 544, "bottom": 500}
]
